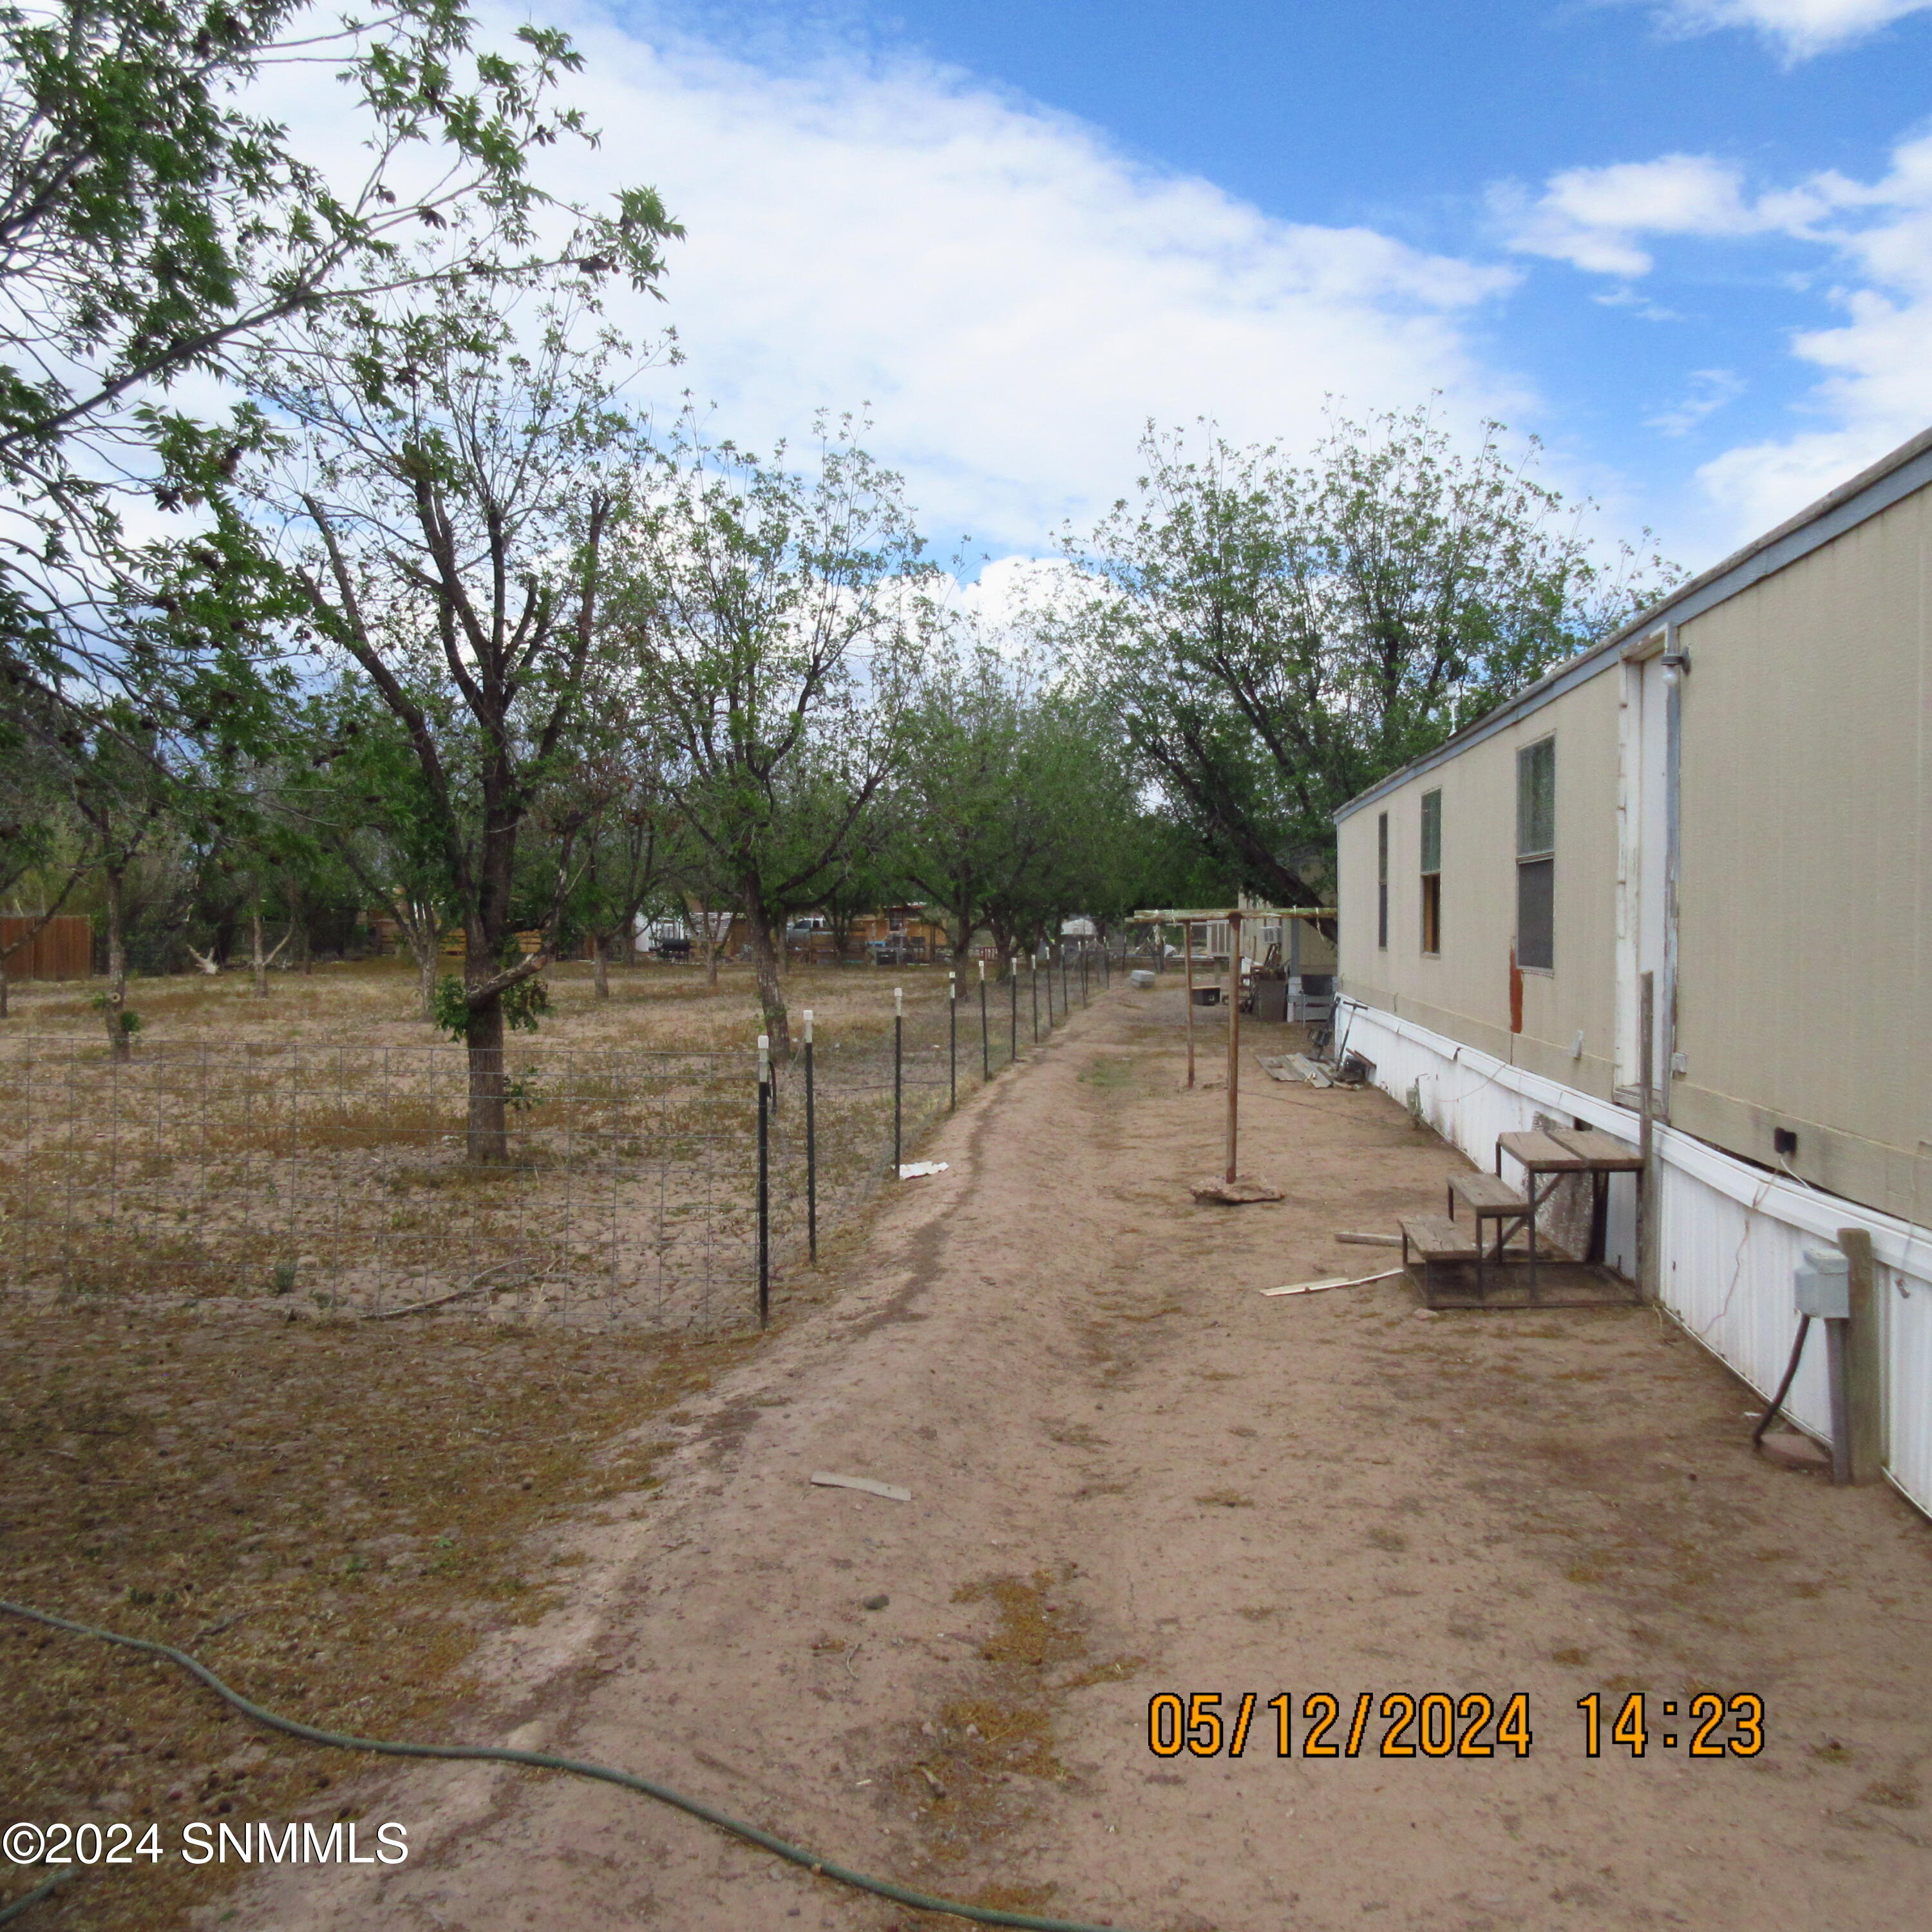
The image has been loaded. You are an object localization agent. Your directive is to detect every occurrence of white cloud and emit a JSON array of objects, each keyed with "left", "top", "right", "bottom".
[
  {"left": 1658, "top": 0, "right": 1932, "bottom": 59},
  {"left": 1502, "top": 129, "right": 1932, "bottom": 533},
  {"left": 465, "top": 5, "right": 1526, "bottom": 554},
  {"left": 1645, "top": 368, "right": 1746, "bottom": 435},
  {"left": 1493, "top": 154, "right": 1829, "bottom": 275}
]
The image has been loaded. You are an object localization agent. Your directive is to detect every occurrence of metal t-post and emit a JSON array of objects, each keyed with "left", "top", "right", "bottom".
[
  {"left": 1031, "top": 953, "right": 1039, "bottom": 1043},
  {"left": 1081, "top": 945, "right": 1088, "bottom": 1007},
  {"left": 803, "top": 1007, "right": 817, "bottom": 1264},
  {"left": 947, "top": 971, "right": 957, "bottom": 1110},
  {"left": 893, "top": 985, "right": 903, "bottom": 1173},
  {"left": 1225, "top": 911, "right": 1242, "bottom": 1183},
  {"left": 1184, "top": 921, "right": 1196, "bottom": 1089},
  {"left": 1009, "top": 954, "right": 1018, "bottom": 1063},
  {"left": 757, "top": 1032, "right": 771, "bottom": 1327},
  {"left": 1060, "top": 947, "right": 1068, "bottom": 1021},
  {"left": 979, "top": 958, "right": 990, "bottom": 1081}
]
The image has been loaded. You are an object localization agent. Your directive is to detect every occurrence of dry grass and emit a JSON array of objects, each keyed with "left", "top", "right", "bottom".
[
  {"left": 0, "top": 954, "right": 1065, "bottom": 1928},
  {"left": 4, "top": 954, "right": 965, "bottom": 1056},
  {"left": 0, "top": 958, "right": 993, "bottom": 1331},
  {"left": 0, "top": 1297, "right": 722, "bottom": 1932}
]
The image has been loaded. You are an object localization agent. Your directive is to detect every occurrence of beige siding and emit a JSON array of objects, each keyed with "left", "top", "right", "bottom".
[
  {"left": 1672, "top": 485, "right": 1932, "bottom": 1223},
  {"left": 1336, "top": 671, "right": 1624, "bottom": 1101}
]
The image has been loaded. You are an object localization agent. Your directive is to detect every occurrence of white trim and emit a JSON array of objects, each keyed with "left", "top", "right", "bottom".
[
  {"left": 1338, "top": 996, "right": 1932, "bottom": 1517},
  {"left": 1340, "top": 998, "right": 1931, "bottom": 1278}
]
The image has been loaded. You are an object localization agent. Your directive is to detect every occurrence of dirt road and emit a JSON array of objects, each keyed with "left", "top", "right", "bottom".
[{"left": 248, "top": 985, "right": 1932, "bottom": 1932}]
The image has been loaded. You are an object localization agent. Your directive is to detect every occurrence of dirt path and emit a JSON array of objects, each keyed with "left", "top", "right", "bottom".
[{"left": 247, "top": 985, "right": 1932, "bottom": 1932}]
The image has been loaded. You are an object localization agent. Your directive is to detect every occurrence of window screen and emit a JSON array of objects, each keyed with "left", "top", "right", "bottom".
[
  {"left": 1376, "top": 811, "right": 1388, "bottom": 951},
  {"left": 1419, "top": 790, "right": 1442, "bottom": 953},
  {"left": 1516, "top": 738, "right": 1555, "bottom": 971}
]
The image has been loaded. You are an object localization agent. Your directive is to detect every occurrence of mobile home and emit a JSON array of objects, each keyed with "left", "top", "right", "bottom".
[{"left": 1334, "top": 425, "right": 1932, "bottom": 1514}]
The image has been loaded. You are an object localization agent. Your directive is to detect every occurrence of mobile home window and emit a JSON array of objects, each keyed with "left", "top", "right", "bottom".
[
  {"left": 1516, "top": 737, "right": 1555, "bottom": 971},
  {"left": 1419, "top": 789, "right": 1442, "bottom": 955},
  {"left": 1376, "top": 811, "right": 1389, "bottom": 949}
]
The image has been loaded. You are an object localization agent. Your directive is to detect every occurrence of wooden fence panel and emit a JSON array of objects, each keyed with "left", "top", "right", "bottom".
[{"left": 0, "top": 914, "right": 91, "bottom": 980}]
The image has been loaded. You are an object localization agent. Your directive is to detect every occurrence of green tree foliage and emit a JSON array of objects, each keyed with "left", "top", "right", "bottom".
[
  {"left": 0, "top": 0, "right": 676, "bottom": 724},
  {"left": 1066, "top": 408, "right": 1681, "bottom": 905},
  {"left": 893, "top": 632, "right": 1141, "bottom": 961},
  {"left": 609, "top": 414, "right": 929, "bottom": 1059},
  {"left": 254, "top": 289, "right": 641, "bottom": 1159}
]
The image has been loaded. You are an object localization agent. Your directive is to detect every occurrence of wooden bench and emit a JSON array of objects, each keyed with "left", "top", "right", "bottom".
[{"left": 1401, "top": 1215, "right": 1480, "bottom": 1306}]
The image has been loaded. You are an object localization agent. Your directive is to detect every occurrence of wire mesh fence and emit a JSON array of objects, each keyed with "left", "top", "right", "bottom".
[{"left": 0, "top": 945, "right": 1122, "bottom": 1336}]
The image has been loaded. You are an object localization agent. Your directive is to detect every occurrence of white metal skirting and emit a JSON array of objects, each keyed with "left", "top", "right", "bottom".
[{"left": 1337, "top": 999, "right": 1932, "bottom": 1517}]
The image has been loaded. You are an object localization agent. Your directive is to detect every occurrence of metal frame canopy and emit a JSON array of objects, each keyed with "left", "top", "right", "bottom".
[{"left": 1130, "top": 907, "right": 1336, "bottom": 923}]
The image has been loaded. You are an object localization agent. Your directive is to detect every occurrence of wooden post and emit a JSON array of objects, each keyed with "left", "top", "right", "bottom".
[
  {"left": 1225, "top": 910, "right": 1242, "bottom": 1183},
  {"left": 1838, "top": 1226, "right": 1883, "bottom": 1484},
  {"left": 1184, "top": 922, "right": 1195, "bottom": 1090}
]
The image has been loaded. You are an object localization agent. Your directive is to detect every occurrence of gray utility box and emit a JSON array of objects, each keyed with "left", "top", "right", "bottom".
[{"left": 1795, "top": 1247, "right": 1851, "bottom": 1320}]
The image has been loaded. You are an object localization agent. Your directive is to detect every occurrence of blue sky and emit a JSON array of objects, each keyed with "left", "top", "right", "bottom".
[{"left": 482, "top": 0, "right": 1932, "bottom": 579}]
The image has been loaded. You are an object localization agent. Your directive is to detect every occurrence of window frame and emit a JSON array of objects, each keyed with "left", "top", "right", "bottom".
[
  {"left": 1419, "top": 788, "right": 1442, "bottom": 956},
  {"left": 1515, "top": 736, "right": 1556, "bottom": 973},
  {"left": 1376, "top": 810, "right": 1389, "bottom": 951}
]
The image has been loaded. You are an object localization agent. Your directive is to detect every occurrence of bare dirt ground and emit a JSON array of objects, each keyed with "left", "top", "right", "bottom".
[{"left": 15, "top": 980, "right": 1932, "bottom": 1932}]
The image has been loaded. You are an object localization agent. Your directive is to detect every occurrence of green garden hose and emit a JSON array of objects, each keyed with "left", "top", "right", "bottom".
[{"left": 0, "top": 1598, "right": 1144, "bottom": 1932}]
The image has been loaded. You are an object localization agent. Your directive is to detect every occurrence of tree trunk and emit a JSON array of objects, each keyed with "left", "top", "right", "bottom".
[
  {"left": 592, "top": 934, "right": 611, "bottom": 999},
  {"left": 743, "top": 898, "right": 791, "bottom": 1061},
  {"left": 251, "top": 902, "right": 269, "bottom": 997},
  {"left": 103, "top": 866, "right": 130, "bottom": 1060},
  {"left": 464, "top": 980, "right": 508, "bottom": 1164}
]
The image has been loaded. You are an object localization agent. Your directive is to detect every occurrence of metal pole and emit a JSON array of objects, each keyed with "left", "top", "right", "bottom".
[
  {"left": 893, "top": 986, "right": 903, "bottom": 1173},
  {"left": 1081, "top": 945, "right": 1088, "bottom": 1007},
  {"left": 1225, "top": 911, "right": 1242, "bottom": 1183},
  {"left": 1185, "top": 921, "right": 1196, "bottom": 1089},
  {"left": 978, "top": 957, "right": 990, "bottom": 1080},
  {"left": 1637, "top": 971, "right": 1654, "bottom": 1302},
  {"left": 1010, "top": 954, "right": 1018, "bottom": 1063},
  {"left": 1060, "top": 945, "right": 1068, "bottom": 1022},
  {"left": 803, "top": 1008, "right": 817, "bottom": 1265},
  {"left": 1825, "top": 1316, "right": 1853, "bottom": 1486},
  {"left": 1031, "top": 951, "right": 1039, "bottom": 1043},
  {"left": 757, "top": 1033, "right": 770, "bottom": 1327},
  {"left": 948, "top": 971, "right": 957, "bottom": 1110}
]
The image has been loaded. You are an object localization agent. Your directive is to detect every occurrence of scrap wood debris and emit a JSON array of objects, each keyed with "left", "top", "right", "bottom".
[
  {"left": 810, "top": 1471, "right": 913, "bottom": 1502},
  {"left": 897, "top": 1160, "right": 949, "bottom": 1180},
  {"left": 1260, "top": 1267, "right": 1404, "bottom": 1298},
  {"left": 1255, "top": 1051, "right": 1333, "bottom": 1088}
]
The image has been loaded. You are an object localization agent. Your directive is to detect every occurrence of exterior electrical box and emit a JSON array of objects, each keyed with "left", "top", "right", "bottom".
[{"left": 1795, "top": 1247, "right": 1851, "bottom": 1320}]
